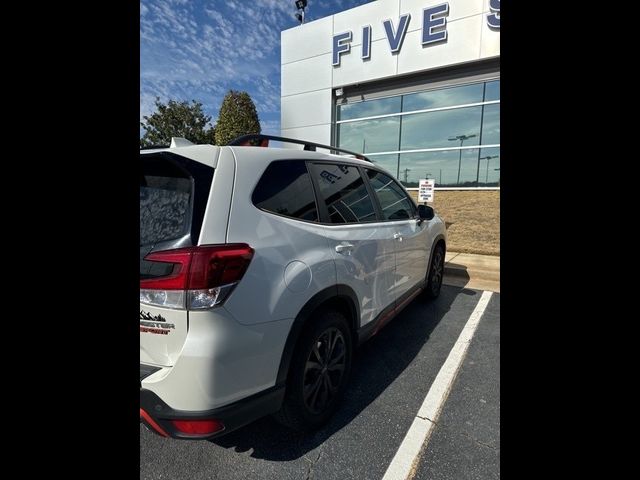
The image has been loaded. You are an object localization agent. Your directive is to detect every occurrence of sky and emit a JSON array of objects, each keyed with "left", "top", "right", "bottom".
[{"left": 140, "top": 0, "right": 371, "bottom": 137}]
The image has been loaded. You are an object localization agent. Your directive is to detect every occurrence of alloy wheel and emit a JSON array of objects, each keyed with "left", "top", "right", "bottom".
[
  {"left": 431, "top": 248, "right": 444, "bottom": 289},
  {"left": 303, "top": 327, "right": 347, "bottom": 415}
]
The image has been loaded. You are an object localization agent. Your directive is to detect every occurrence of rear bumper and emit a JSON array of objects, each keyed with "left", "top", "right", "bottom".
[{"left": 140, "top": 385, "right": 285, "bottom": 440}]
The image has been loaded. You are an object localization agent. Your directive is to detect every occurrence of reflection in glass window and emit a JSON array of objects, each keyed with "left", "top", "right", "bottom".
[
  {"left": 397, "top": 148, "right": 500, "bottom": 187},
  {"left": 252, "top": 160, "right": 318, "bottom": 221},
  {"left": 335, "top": 78, "right": 500, "bottom": 190},
  {"left": 480, "top": 104, "right": 500, "bottom": 145},
  {"left": 477, "top": 147, "right": 500, "bottom": 186},
  {"left": 337, "top": 96, "right": 401, "bottom": 121},
  {"left": 402, "top": 83, "right": 484, "bottom": 112},
  {"left": 366, "top": 170, "right": 416, "bottom": 220},
  {"left": 484, "top": 80, "right": 500, "bottom": 101},
  {"left": 399, "top": 150, "right": 483, "bottom": 188},
  {"left": 367, "top": 153, "right": 399, "bottom": 178},
  {"left": 400, "top": 107, "right": 482, "bottom": 150},
  {"left": 338, "top": 116, "right": 400, "bottom": 153},
  {"left": 313, "top": 164, "right": 377, "bottom": 224}
]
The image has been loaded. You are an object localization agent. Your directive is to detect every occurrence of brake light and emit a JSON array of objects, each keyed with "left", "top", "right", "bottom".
[
  {"left": 237, "top": 138, "right": 269, "bottom": 147},
  {"left": 140, "top": 244, "right": 254, "bottom": 309}
]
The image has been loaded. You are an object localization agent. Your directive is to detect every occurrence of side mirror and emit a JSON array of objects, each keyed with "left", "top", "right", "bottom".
[{"left": 417, "top": 204, "right": 435, "bottom": 221}]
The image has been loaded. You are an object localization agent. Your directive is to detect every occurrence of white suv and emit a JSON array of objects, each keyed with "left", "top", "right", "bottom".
[{"left": 140, "top": 135, "right": 447, "bottom": 439}]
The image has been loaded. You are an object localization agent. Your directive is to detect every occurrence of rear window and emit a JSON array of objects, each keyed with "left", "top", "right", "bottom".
[
  {"left": 252, "top": 160, "right": 318, "bottom": 222},
  {"left": 140, "top": 175, "right": 191, "bottom": 246},
  {"left": 140, "top": 153, "right": 214, "bottom": 280},
  {"left": 140, "top": 154, "right": 197, "bottom": 247}
]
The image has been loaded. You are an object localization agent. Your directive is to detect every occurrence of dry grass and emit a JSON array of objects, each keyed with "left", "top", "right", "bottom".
[{"left": 409, "top": 190, "right": 500, "bottom": 256}]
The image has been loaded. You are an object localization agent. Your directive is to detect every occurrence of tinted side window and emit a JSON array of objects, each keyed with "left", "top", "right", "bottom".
[
  {"left": 312, "top": 164, "right": 377, "bottom": 224},
  {"left": 252, "top": 160, "right": 318, "bottom": 222},
  {"left": 366, "top": 169, "right": 416, "bottom": 221}
]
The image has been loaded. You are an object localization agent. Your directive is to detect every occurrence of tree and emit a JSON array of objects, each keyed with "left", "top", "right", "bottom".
[
  {"left": 214, "top": 90, "right": 261, "bottom": 146},
  {"left": 140, "top": 98, "right": 216, "bottom": 147}
]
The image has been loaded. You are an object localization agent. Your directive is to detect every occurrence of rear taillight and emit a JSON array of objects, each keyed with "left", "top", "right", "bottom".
[{"left": 140, "top": 244, "right": 254, "bottom": 310}]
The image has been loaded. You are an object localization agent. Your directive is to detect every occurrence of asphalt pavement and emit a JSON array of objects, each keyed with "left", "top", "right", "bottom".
[
  {"left": 140, "top": 285, "right": 500, "bottom": 480},
  {"left": 413, "top": 293, "right": 500, "bottom": 480}
]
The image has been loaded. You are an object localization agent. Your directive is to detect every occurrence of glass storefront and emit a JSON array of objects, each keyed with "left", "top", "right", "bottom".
[{"left": 336, "top": 79, "right": 500, "bottom": 188}]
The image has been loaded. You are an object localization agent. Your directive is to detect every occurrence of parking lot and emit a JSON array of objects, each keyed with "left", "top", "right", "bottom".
[{"left": 140, "top": 285, "right": 500, "bottom": 480}]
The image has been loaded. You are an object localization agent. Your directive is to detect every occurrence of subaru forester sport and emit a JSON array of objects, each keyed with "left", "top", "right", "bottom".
[{"left": 140, "top": 135, "right": 447, "bottom": 439}]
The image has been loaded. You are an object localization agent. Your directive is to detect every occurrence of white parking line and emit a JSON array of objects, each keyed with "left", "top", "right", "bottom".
[{"left": 382, "top": 290, "right": 493, "bottom": 480}]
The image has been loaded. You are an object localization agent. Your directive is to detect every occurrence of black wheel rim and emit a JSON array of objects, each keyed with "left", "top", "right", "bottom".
[
  {"left": 431, "top": 249, "right": 444, "bottom": 289},
  {"left": 303, "top": 327, "right": 347, "bottom": 415}
]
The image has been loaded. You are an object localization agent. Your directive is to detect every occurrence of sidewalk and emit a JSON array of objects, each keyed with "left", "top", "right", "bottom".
[{"left": 443, "top": 252, "right": 500, "bottom": 293}]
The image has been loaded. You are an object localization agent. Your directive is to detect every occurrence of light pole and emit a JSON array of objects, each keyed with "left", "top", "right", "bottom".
[
  {"left": 295, "top": 0, "right": 307, "bottom": 24},
  {"left": 448, "top": 134, "right": 477, "bottom": 185},
  {"left": 479, "top": 155, "right": 499, "bottom": 184},
  {"left": 402, "top": 168, "right": 411, "bottom": 184}
]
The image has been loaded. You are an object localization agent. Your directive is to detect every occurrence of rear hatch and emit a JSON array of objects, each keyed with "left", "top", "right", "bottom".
[{"left": 140, "top": 151, "right": 214, "bottom": 367}]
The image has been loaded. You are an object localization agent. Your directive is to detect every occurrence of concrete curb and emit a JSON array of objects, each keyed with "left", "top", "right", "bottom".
[
  {"left": 444, "top": 265, "right": 500, "bottom": 281},
  {"left": 443, "top": 252, "right": 500, "bottom": 293}
]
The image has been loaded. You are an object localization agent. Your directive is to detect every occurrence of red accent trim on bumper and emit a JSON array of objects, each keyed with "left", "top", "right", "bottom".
[{"left": 140, "top": 408, "right": 169, "bottom": 437}]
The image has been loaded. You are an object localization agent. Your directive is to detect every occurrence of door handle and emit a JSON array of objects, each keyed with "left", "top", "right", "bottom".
[
  {"left": 335, "top": 243, "right": 354, "bottom": 255},
  {"left": 393, "top": 233, "right": 403, "bottom": 242}
]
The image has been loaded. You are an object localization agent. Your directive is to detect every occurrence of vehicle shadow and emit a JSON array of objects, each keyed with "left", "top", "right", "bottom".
[
  {"left": 442, "top": 263, "right": 471, "bottom": 289},
  {"left": 210, "top": 285, "right": 478, "bottom": 461}
]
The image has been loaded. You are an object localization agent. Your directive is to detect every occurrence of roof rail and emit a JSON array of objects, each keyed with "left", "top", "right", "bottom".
[{"left": 228, "top": 134, "right": 372, "bottom": 162}]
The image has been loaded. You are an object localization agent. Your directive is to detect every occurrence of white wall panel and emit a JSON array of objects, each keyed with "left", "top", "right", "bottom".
[
  {"left": 479, "top": 14, "right": 500, "bottom": 58},
  {"left": 281, "top": 16, "right": 333, "bottom": 65},
  {"left": 281, "top": 89, "right": 332, "bottom": 129},
  {"left": 280, "top": 124, "right": 332, "bottom": 147},
  {"left": 281, "top": 53, "right": 332, "bottom": 97}
]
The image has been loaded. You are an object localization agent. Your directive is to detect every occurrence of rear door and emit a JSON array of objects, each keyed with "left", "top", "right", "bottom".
[
  {"left": 365, "top": 169, "right": 429, "bottom": 302},
  {"left": 139, "top": 152, "right": 214, "bottom": 367},
  {"left": 309, "top": 162, "right": 396, "bottom": 328}
]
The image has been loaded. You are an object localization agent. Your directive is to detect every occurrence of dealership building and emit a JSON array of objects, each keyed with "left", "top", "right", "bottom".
[{"left": 280, "top": 0, "right": 500, "bottom": 194}]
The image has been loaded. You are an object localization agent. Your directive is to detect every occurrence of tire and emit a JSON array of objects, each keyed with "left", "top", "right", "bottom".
[
  {"left": 424, "top": 244, "right": 445, "bottom": 299},
  {"left": 274, "top": 309, "right": 353, "bottom": 432}
]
